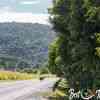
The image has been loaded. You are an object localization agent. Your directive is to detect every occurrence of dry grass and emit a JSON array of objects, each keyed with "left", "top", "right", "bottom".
[{"left": 0, "top": 71, "right": 34, "bottom": 80}]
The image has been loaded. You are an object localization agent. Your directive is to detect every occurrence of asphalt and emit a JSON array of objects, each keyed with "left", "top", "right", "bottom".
[{"left": 0, "top": 78, "right": 57, "bottom": 100}]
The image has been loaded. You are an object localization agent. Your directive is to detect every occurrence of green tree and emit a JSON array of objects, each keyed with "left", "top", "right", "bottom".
[
  {"left": 49, "top": 0, "right": 100, "bottom": 90},
  {"left": 48, "top": 37, "right": 63, "bottom": 76},
  {"left": 0, "top": 60, "right": 6, "bottom": 69}
]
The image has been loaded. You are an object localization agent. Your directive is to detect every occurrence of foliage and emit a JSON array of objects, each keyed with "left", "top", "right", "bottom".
[
  {"left": 48, "top": 37, "right": 64, "bottom": 76},
  {"left": 18, "top": 68, "right": 38, "bottom": 74},
  {"left": 0, "top": 22, "right": 54, "bottom": 69},
  {"left": 49, "top": 0, "right": 100, "bottom": 89},
  {"left": 39, "top": 67, "right": 50, "bottom": 74},
  {"left": 49, "top": 79, "right": 69, "bottom": 100},
  {"left": 18, "top": 65, "right": 50, "bottom": 76},
  {"left": 57, "top": 79, "right": 69, "bottom": 91}
]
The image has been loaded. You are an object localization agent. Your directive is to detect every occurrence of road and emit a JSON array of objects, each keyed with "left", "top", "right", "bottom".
[{"left": 0, "top": 79, "right": 57, "bottom": 100}]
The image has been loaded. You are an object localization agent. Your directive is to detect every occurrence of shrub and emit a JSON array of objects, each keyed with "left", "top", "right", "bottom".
[{"left": 50, "top": 79, "right": 69, "bottom": 100}]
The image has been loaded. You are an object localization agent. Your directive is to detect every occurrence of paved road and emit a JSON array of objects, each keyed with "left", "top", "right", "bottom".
[{"left": 0, "top": 79, "right": 57, "bottom": 100}]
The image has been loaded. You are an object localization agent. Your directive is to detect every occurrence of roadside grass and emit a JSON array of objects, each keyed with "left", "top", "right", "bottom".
[
  {"left": 0, "top": 71, "right": 34, "bottom": 80},
  {"left": 46, "top": 78, "right": 69, "bottom": 100},
  {"left": 39, "top": 74, "right": 56, "bottom": 79},
  {"left": 0, "top": 70, "right": 57, "bottom": 81}
]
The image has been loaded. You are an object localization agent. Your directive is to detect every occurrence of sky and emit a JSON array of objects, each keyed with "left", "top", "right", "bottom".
[{"left": 0, "top": 0, "right": 52, "bottom": 24}]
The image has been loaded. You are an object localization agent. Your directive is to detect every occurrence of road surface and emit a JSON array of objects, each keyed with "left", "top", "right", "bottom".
[{"left": 0, "top": 79, "right": 57, "bottom": 100}]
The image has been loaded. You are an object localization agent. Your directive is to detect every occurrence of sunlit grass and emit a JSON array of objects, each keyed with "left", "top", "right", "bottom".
[
  {"left": 0, "top": 70, "right": 57, "bottom": 81},
  {"left": 0, "top": 71, "right": 34, "bottom": 80}
]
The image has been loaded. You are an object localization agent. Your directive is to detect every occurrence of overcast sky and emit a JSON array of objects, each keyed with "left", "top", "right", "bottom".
[{"left": 0, "top": 0, "right": 52, "bottom": 24}]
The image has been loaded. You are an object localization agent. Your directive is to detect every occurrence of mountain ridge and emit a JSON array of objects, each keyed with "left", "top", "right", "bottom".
[{"left": 0, "top": 22, "right": 55, "bottom": 69}]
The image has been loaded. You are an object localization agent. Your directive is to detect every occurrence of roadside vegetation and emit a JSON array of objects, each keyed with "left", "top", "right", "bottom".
[
  {"left": 0, "top": 71, "right": 34, "bottom": 80},
  {"left": 48, "top": 79, "right": 69, "bottom": 100},
  {"left": 0, "top": 66, "right": 56, "bottom": 81},
  {"left": 48, "top": 0, "right": 100, "bottom": 99},
  {"left": 36, "top": 78, "right": 69, "bottom": 100}
]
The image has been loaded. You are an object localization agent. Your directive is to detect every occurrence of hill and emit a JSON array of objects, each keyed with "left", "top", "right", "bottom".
[{"left": 0, "top": 22, "right": 55, "bottom": 69}]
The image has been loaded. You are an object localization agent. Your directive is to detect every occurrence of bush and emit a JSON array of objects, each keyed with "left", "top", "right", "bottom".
[
  {"left": 49, "top": 79, "right": 69, "bottom": 100},
  {"left": 39, "top": 67, "right": 49, "bottom": 75}
]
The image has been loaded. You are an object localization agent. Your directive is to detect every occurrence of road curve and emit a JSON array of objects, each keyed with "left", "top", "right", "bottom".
[{"left": 0, "top": 78, "right": 57, "bottom": 100}]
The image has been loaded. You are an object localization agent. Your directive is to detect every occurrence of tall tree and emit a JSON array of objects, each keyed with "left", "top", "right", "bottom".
[{"left": 49, "top": 0, "right": 100, "bottom": 90}]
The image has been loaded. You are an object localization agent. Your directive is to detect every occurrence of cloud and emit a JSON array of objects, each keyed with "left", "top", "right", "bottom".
[
  {"left": 20, "top": 0, "right": 40, "bottom": 5},
  {"left": 0, "top": 6, "right": 13, "bottom": 12},
  {"left": 0, "top": 12, "right": 50, "bottom": 25}
]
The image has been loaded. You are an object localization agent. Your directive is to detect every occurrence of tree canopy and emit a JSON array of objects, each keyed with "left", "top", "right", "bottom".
[{"left": 48, "top": 0, "right": 100, "bottom": 89}]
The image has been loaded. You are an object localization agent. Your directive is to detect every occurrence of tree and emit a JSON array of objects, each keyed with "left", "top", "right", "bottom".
[
  {"left": 48, "top": 36, "right": 64, "bottom": 76},
  {"left": 49, "top": 0, "right": 100, "bottom": 90},
  {"left": 0, "top": 60, "right": 6, "bottom": 69}
]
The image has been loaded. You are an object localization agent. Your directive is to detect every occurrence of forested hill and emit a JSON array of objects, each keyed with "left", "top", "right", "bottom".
[{"left": 0, "top": 22, "right": 55, "bottom": 68}]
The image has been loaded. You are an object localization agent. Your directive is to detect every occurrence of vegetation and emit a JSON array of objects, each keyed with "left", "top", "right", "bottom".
[
  {"left": 49, "top": 0, "right": 100, "bottom": 93},
  {"left": 0, "top": 22, "right": 54, "bottom": 70},
  {"left": 0, "top": 71, "right": 34, "bottom": 80},
  {"left": 45, "top": 79, "right": 69, "bottom": 100},
  {"left": 18, "top": 65, "right": 50, "bottom": 74}
]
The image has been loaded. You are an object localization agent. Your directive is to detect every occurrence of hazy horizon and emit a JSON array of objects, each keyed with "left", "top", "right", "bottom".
[{"left": 0, "top": 0, "right": 52, "bottom": 25}]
